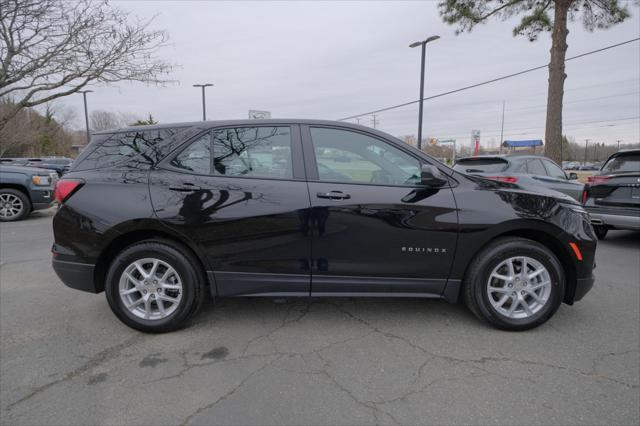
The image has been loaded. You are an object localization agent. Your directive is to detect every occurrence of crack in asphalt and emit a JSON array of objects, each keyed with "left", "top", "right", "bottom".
[
  {"left": 179, "top": 355, "right": 282, "bottom": 426},
  {"left": 4, "top": 298, "right": 638, "bottom": 425},
  {"left": 327, "top": 301, "right": 639, "bottom": 390},
  {"left": 167, "top": 299, "right": 639, "bottom": 425},
  {"left": 5, "top": 334, "right": 144, "bottom": 411}
]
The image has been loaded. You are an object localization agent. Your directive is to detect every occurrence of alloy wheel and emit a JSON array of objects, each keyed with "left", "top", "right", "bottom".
[
  {"left": 118, "top": 258, "right": 183, "bottom": 320},
  {"left": 486, "top": 256, "right": 552, "bottom": 319},
  {"left": 0, "top": 193, "right": 24, "bottom": 219}
]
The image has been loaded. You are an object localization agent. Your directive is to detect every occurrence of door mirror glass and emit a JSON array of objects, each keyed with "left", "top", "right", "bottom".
[
  {"left": 420, "top": 164, "right": 447, "bottom": 187},
  {"left": 568, "top": 172, "right": 579, "bottom": 180}
]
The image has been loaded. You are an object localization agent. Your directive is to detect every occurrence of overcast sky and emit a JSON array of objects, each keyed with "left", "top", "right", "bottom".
[{"left": 59, "top": 0, "right": 640, "bottom": 148}]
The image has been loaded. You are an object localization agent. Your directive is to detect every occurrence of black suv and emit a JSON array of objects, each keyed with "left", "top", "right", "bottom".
[
  {"left": 52, "top": 120, "right": 596, "bottom": 332},
  {"left": 583, "top": 149, "right": 640, "bottom": 239}
]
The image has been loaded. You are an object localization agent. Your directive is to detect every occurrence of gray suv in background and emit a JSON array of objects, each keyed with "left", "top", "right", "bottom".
[
  {"left": 453, "top": 154, "right": 584, "bottom": 200},
  {"left": 0, "top": 164, "right": 57, "bottom": 221}
]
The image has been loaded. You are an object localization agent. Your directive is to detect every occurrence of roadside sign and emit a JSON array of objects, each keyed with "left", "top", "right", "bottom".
[
  {"left": 472, "top": 130, "right": 480, "bottom": 156},
  {"left": 248, "top": 110, "right": 271, "bottom": 119}
]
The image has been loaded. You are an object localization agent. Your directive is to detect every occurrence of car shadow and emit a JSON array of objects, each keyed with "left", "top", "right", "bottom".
[
  {"left": 188, "top": 296, "right": 495, "bottom": 334},
  {"left": 600, "top": 230, "right": 640, "bottom": 249}
]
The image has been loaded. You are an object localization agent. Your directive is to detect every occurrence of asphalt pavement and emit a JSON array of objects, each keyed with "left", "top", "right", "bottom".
[{"left": 1, "top": 208, "right": 638, "bottom": 425}]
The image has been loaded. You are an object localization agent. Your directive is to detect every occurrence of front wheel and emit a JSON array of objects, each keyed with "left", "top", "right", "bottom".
[
  {"left": 105, "top": 239, "right": 206, "bottom": 333},
  {"left": 463, "top": 237, "right": 565, "bottom": 331},
  {"left": 0, "top": 189, "right": 31, "bottom": 222}
]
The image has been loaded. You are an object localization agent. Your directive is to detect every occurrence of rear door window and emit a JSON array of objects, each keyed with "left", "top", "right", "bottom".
[
  {"left": 212, "top": 127, "right": 292, "bottom": 179},
  {"left": 169, "top": 126, "right": 293, "bottom": 179},
  {"left": 452, "top": 159, "right": 508, "bottom": 173},
  {"left": 171, "top": 133, "right": 212, "bottom": 175}
]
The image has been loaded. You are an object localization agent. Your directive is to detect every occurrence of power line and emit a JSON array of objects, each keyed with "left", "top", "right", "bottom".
[
  {"left": 433, "top": 116, "right": 640, "bottom": 140},
  {"left": 337, "top": 37, "right": 640, "bottom": 121}
]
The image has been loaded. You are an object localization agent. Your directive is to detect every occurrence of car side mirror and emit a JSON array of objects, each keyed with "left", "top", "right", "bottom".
[
  {"left": 568, "top": 172, "right": 578, "bottom": 180},
  {"left": 420, "top": 164, "right": 447, "bottom": 187}
]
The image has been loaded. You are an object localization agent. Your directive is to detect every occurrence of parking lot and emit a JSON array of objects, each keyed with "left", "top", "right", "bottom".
[{"left": 0, "top": 208, "right": 638, "bottom": 425}]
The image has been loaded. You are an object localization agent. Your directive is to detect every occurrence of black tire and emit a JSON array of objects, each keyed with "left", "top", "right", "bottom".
[
  {"left": 463, "top": 237, "right": 565, "bottom": 331},
  {"left": 593, "top": 225, "right": 608, "bottom": 240},
  {"left": 105, "top": 239, "right": 206, "bottom": 333},
  {"left": 0, "top": 188, "right": 31, "bottom": 222}
]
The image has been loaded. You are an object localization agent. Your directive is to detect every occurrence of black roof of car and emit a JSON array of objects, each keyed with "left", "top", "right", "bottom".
[
  {"left": 92, "top": 119, "right": 374, "bottom": 135},
  {"left": 607, "top": 149, "right": 640, "bottom": 158}
]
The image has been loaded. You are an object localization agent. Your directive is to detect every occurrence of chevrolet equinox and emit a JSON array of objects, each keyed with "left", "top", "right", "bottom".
[{"left": 52, "top": 120, "right": 596, "bottom": 332}]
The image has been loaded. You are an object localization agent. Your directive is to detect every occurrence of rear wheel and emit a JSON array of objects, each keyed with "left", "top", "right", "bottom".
[
  {"left": 463, "top": 237, "right": 565, "bottom": 331},
  {"left": 0, "top": 189, "right": 31, "bottom": 222},
  {"left": 105, "top": 239, "right": 206, "bottom": 333},
  {"left": 593, "top": 225, "right": 608, "bottom": 240}
]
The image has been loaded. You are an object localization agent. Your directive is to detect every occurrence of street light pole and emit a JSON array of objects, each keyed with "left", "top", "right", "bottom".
[
  {"left": 193, "top": 83, "right": 213, "bottom": 121},
  {"left": 410, "top": 35, "right": 439, "bottom": 151},
  {"left": 499, "top": 100, "right": 505, "bottom": 154},
  {"left": 78, "top": 90, "right": 93, "bottom": 144}
]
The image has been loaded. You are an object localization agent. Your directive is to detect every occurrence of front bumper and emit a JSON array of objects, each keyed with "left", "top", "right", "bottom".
[
  {"left": 52, "top": 259, "right": 98, "bottom": 293},
  {"left": 573, "top": 274, "right": 595, "bottom": 302},
  {"left": 30, "top": 188, "right": 54, "bottom": 210}
]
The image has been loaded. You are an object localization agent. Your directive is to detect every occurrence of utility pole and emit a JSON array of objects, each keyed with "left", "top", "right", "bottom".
[
  {"left": 594, "top": 143, "right": 598, "bottom": 162},
  {"left": 409, "top": 35, "right": 440, "bottom": 151},
  {"left": 371, "top": 114, "right": 379, "bottom": 129},
  {"left": 355, "top": 117, "right": 361, "bottom": 125},
  {"left": 78, "top": 90, "right": 93, "bottom": 144},
  {"left": 193, "top": 83, "right": 213, "bottom": 121},
  {"left": 499, "top": 100, "right": 505, "bottom": 154},
  {"left": 584, "top": 139, "right": 590, "bottom": 165},
  {"left": 617, "top": 139, "right": 621, "bottom": 151}
]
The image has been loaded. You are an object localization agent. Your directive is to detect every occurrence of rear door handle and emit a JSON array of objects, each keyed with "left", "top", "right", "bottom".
[
  {"left": 169, "top": 183, "right": 201, "bottom": 192},
  {"left": 316, "top": 191, "right": 351, "bottom": 200}
]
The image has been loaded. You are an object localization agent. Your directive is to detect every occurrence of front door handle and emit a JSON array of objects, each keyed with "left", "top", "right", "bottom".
[
  {"left": 169, "top": 183, "right": 201, "bottom": 192},
  {"left": 316, "top": 191, "right": 351, "bottom": 200}
]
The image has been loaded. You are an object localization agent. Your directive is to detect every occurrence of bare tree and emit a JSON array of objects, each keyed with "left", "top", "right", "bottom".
[
  {"left": 0, "top": 0, "right": 173, "bottom": 132},
  {"left": 438, "top": 0, "right": 631, "bottom": 164},
  {"left": 89, "top": 110, "right": 141, "bottom": 131}
]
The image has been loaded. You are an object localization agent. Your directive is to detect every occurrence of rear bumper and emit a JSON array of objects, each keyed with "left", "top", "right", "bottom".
[
  {"left": 588, "top": 210, "right": 640, "bottom": 230},
  {"left": 52, "top": 259, "right": 99, "bottom": 293},
  {"left": 573, "top": 274, "right": 595, "bottom": 302}
]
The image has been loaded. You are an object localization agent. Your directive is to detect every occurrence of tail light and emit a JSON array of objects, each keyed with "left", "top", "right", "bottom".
[
  {"left": 581, "top": 188, "right": 589, "bottom": 205},
  {"left": 485, "top": 176, "right": 518, "bottom": 183},
  {"left": 587, "top": 175, "right": 610, "bottom": 184},
  {"left": 54, "top": 179, "right": 84, "bottom": 203}
]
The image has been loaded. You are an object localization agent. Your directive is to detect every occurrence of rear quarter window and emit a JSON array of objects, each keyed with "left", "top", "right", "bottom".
[
  {"left": 453, "top": 159, "right": 508, "bottom": 173},
  {"left": 73, "top": 128, "right": 186, "bottom": 171}
]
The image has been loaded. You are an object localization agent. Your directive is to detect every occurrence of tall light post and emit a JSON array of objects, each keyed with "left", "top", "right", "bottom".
[
  {"left": 409, "top": 35, "right": 440, "bottom": 151},
  {"left": 193, "top": 83, "right": 213, "bottom": 121},
  {"left": 78, "top": 90, "right": 93, "bottom": 144}
]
